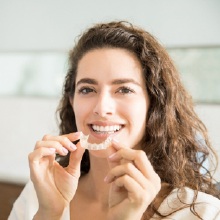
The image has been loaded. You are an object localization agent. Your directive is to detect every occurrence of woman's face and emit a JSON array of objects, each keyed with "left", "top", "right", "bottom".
[{"left": 72, "top": 48, "right": 149, "bottom": 152}]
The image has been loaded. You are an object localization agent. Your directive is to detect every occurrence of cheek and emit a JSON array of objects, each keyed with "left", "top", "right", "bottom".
[
  {"left": 129, "top": 99, "right": 148, "bottom": 133},
  {"left": 73, "top": 98, "right": 93, "bottom": 130},
  {"left": 73, "top": 99, "right": 85, "bottom": 129},
  {"left": 131, "top": 99, "right": 148, "bottom": 120}
]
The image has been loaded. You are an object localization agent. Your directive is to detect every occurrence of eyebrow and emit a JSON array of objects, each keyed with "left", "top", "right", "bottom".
[
  {"left": 76, "top": 78, "right": 142, "bottom": 87},
  {"left": 76, "top": 78, "right": 98, "bottom": 86},
  {"left": 111, "top": 78, "right": 141, "bottom": 86}
]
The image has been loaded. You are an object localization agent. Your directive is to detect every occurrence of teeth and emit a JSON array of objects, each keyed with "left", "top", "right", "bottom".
[{"left": 92, "top": 125, "right": 121, "bottom": 132}]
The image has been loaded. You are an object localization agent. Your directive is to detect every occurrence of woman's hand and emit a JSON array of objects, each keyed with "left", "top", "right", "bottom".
[
  {"left": 28, "top": 132, "right": 85, "bottom": 219},
  {"left": 105, "top": 140, "right": 161, "bottom": 220}
]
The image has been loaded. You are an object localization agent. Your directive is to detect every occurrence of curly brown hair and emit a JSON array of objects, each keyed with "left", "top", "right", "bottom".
[{"left": 56, "top": 21, "right": 219, "bottom": 218}]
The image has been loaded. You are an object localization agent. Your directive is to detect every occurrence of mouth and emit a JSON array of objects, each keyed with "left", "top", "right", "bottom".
[{"left": 90, "top": 124, "right": 123, "bottom": 134}]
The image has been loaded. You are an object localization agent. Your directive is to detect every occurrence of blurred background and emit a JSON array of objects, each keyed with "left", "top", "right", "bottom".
[{"left": 0, "top": 0, "right": 220, "bottom": 218}]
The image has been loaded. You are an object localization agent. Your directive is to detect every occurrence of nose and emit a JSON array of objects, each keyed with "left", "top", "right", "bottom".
[{"left": 93, "top": 92, "right": 115, "bottom": 117}]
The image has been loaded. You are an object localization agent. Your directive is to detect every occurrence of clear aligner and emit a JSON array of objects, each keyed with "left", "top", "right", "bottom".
[{"left": 80, "top": 133, "right": 112, "bottom": 150}]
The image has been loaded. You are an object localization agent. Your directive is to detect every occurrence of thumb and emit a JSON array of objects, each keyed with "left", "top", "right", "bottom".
[
  {"left": 66, "top": 142, "right": 85, "bottom": 177},
  {"left": 107, "top": 138, "right": 123, "bottom": 169}
]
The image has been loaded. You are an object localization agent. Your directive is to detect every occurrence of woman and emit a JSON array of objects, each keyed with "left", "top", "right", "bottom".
[{"left": 9, "top": 21, "right": 220, "bottom": 219}]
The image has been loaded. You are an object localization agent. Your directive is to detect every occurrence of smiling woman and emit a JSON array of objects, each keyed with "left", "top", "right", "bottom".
[{"left": 9, "top": 21, "right": 220, "bottom": 220}]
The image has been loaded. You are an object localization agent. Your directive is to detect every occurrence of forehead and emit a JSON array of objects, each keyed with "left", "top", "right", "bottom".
[{"left": 76, "top": 48, "right": 144, "bottom": 83}]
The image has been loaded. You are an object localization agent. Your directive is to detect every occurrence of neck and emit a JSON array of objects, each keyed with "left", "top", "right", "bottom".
[{"left": 80, "top": 154, "right": 111, "bottom": 204}]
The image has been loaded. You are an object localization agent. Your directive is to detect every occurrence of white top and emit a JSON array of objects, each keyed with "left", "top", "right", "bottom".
[{"left": 8, "top": 181, "right": 220, "bottom": 219}]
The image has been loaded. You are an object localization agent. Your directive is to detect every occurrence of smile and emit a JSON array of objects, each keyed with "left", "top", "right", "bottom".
[{"left": 91, "top": 125, "right": 122, "bottom": 134}]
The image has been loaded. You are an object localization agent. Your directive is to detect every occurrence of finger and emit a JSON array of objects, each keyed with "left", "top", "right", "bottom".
[
  {"left": 111, "top": 138, "right": 127, "bottom": 151},
  {"left": 108, "top": 148, "right": 155, "bottom": 180},
  {"left": 114, "top": 175, "right": 144, "bottom": 203},
  {"left": 28, "top": 147, "right": 56, "bottom": 180},
  {"left": 62, "top": 131, "right": 82, "bottom": 142},
  {"left": 107, "top": 139, "right": 126, "bottom": 169},
  {"left": 42, "top": 134, "right": 78, "bottom": 152},
  {"left": 108, "top": 139, "right": 139, "bottom": 166},
  {"left": 65, "top": 142, "right": 85, "bottom": 177},
  {"left": 104, "top": 162, "right": 148, "bottom": 189},
  {"left": 35, "top": 140, "right": 70, "bottom": 156},
  {"left": 114, "top": 175, "right": 158, "bottom": 205},
  {"left": 29, "top": 147, "right": 56, "bottom": 165},
  {"left": 108, "top": 148, "right": 161, "bottom": 193}
]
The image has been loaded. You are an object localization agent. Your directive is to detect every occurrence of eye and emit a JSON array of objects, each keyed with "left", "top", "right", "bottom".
[
  {"left": 116, "top": 86, "right": 135, "bottom": 94},
  {"left": 78, "top": 87, "right": 96, "bottom": 95}
]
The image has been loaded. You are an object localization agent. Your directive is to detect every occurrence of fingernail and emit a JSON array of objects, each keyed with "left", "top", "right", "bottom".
[
  {"left": 70, "top": 143, "right": 77, "bottom": 151},
  {"left": 109, "top": 152, "right": 116, "bottom": 159},
  {"left": 76, "top": 131, "right": 83, "bottom": 137},
  {"left": 104, "top": 176, "right": 109, "bottom": 182},
  {"left": 112, "top": 138, "right": 119, "bottom": 143},
  {"left": 104, "top": 175, "right": 115, "bottom": 183},
  {"left": 62, "top": 147, "right": 69, "bottom": 155},
  {"left": 49, "top": 148, "right": 56, "bottom": 153}
]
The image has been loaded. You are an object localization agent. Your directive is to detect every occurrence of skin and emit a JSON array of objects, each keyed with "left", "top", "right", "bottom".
[{"left": 29, "top": 48, "right": 161, "bottom": 220}]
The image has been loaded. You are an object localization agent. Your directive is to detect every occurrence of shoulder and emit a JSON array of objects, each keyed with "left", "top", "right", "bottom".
[
  {"left": 8, "top": 181, "right": 38, "bottom": 219},
  {"left": 156, "top": 187, "right": 220, "bottom": 219}
]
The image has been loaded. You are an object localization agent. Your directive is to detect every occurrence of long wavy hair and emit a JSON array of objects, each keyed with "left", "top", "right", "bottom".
[{"left": 56, "top": 21, "right": 219, "bottom": 218}]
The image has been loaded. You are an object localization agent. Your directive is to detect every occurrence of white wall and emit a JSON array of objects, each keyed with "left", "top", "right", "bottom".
[
  {"left": 0, "top": 0, "right": 219, "bottom": 183},
  {"left": 0, "top": 0, "right": 220, "bottom": 51},
  {"left": 0, "top": 97, "right": 59, "bottom": 183}
]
